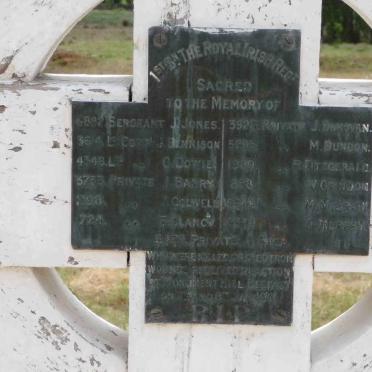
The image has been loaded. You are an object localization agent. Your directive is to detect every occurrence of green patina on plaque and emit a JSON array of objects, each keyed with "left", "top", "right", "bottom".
[{"left": 72, "top": 27, "right": 372, "bottom": 325}]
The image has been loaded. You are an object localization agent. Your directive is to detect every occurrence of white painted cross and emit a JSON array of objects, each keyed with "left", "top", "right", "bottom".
[{"left": 1, "top": 0, "right": 372, "bottom": 371}]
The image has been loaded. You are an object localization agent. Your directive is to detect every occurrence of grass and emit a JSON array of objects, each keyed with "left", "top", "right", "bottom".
[
  {"left": 52, "top": 9, "right": 372, "bottom": 331},
  {"left": 57, "top": 268, "right": 129, "bottom": 330},
  {"left": 45, "top": 9, "right": 133, "bottom": 75},
  {"left": 312, "top": 273, "right": 372, "bottom": 330},
  {"left": 320, "top": 43, "right": 372, "bottom": 79},
  {"left": 58, "top": 268, "right": 372, "bottom": 331}
]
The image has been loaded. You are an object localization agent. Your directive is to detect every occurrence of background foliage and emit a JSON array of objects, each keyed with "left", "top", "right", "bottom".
[{"left": 322, "top": 0, "right": 372, "bottom": 43}]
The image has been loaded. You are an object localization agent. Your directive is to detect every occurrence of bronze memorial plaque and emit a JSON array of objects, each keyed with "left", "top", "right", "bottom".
[{"left": 72, "top": 27, "right": 372, "bottom": 325}]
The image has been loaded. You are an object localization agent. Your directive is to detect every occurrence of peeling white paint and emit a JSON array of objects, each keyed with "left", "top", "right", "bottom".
[
  {"left": 0, "top": 75, "right": 131, "bottom": 268},
  {"left": 0, "top": 0, "right": 104, "bottom": 81},
  {"left": 0, "top": 268, "right": 128, "bottom": 371},
  {"left": 161, "top": 0, "right": 190, "bottom": 26}
]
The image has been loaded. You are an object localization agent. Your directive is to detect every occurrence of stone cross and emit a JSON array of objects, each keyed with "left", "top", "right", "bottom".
[
  {"left": 72, "top": 26, "right": 372, "bottom": 325},
  {"left": 2, "top": 1, "right": 372, "bottom": 371}
]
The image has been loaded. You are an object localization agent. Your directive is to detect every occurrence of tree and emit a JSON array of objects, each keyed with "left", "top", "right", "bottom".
[
  {"left": 322, "top": 0, "right": 371, "bottom": 43},
  {"left": 99, "top": 0, "right": 125, "bottom": 9}
]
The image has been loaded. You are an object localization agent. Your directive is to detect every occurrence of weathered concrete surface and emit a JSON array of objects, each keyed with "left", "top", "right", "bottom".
[
  {"left": 312, "top": 291, "right": 372, "bottom": 372},
  {"left": 0, "top": 75, "right": 131, "bottom": 268},
  {"left": 0, "top": 0, "right": 103, "bottom": 81},
  {"left": 0, "top": 268, "right": 128, "bottom": 371}
]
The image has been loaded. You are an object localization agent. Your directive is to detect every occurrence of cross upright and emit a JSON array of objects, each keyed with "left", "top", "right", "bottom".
[{"left": 72, "top": 26, "right": 372, "bottom": 325}]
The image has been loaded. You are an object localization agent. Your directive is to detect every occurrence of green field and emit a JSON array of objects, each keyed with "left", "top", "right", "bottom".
[
  {"left": 46, "top": 9, "right": 133, "bottom": 74},
  {"left": 320, "top": 43, "right": 372, "bottom": 79},
  {"left": 53, "top": 9, "right": 372, "bottom": 331}
]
